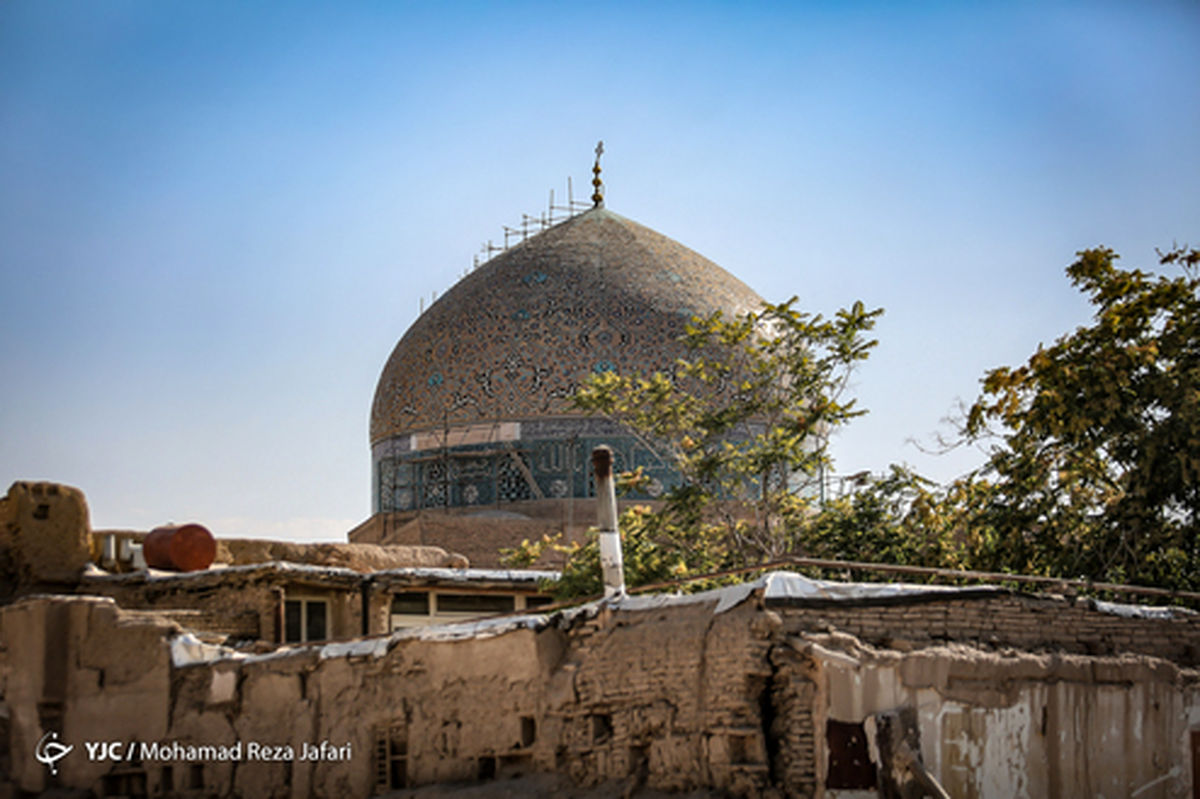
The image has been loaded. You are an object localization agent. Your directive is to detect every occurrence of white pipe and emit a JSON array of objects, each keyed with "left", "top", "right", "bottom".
[{"left": 592, "top": 446, "right": 625, "bottom": 599}]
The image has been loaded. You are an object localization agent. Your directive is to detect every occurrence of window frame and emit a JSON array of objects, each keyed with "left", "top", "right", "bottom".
[{"left": 283, "top": 595, "right": 331, "bottom": 643}]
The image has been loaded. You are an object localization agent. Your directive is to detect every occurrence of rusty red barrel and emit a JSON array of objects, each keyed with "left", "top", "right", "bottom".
[{"left": 143, "top": 523, "right": 216, "bottom": 572}]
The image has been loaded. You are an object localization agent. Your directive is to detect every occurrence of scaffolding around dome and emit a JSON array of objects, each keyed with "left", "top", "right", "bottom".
[
  {"left": 473, "top": 178, "right": 594, "bottom": 272},
  {"left": 372, "top": 416, "right": 675, "bottom": 515}
]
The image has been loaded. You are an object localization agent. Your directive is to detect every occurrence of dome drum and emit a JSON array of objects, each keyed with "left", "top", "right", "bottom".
[{"left": 372, "top": 418, "right": 674, "bottom": 514}]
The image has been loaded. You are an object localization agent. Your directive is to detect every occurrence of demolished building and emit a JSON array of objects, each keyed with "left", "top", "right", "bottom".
[
  {"left": 5, "top": 570, "right": 1200, "bottom": 797},
  {"left": 3, "top": 479, "right": 1200, "bottom": 797}
]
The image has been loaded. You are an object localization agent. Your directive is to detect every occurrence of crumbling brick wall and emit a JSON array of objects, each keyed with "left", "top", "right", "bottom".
[
  {"left": 772, "top": 589, "right": 1200, "bottom": 666},
  {"left": 767, "top": 642, "right": 817, "bottom": 797},
  {"left": 81, "top": 576, "right": 277, "bottom": 643},
  {"left": 1, "top": 594, "right": 779, "bottom": 797},
  {"left": 5, "top": 590, "right": 1200, "bottom": 798},
  {"left": 777, "top": 631, "right": 1200, "bottom": 798},
  {"left": 538, "top": 601, "right": 777, "bottom": 796},
  {"left": 79, "top": 571, "right": 369, "bottom": 645},
  {"left": 0, "top": 596, "right": 176, "bottom": 793}
]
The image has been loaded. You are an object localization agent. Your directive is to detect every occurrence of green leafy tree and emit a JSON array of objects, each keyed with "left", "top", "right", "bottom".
[
  {"left": 952, "top": 246, "right": 1200, "bottom": 590},
  {"left": 503, "top": 503, "right": 710, "bottom": 600},
  {"left": 520, "top": 298, "right": 882, "bottom": 596},
  {"left": 790, "top": 466, "right": 940, "bottom": 569}
]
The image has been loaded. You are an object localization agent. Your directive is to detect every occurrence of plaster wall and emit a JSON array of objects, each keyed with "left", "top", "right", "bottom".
[
  {"left": 0, "top": 596, "right": 174, "bottom": 794},
  {"left": 789, "top": 636, "right": 1197, "bottom": 798}
]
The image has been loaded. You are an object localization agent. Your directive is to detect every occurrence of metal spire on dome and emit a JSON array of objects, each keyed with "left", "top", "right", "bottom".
[
  {"left": 591, "top": 140, "right": 604, "bottom": 208},
  {"left": 466, "top": 148, "right": 601, "bottom": 275}
]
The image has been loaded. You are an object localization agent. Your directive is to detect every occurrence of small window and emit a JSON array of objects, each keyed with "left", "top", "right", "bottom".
[
  {"left": 285, "top": 600, "right": 302, "bottom": 642},
  {"left": 305, "top": 601, "right": 326, "bottom": 642},
  {"left": 391, "top": 592, "right": 430, "bottom": 615},
  {"left": 591, "top": 714, "right": 613, "bottom": 744},
  {"left": 520, "top": 716, "right": 536, "bottom": 748},
  {"left": 525, "top": 595, "right": 554, "bottom": 608},
  {"left": 284, "top": 598, "right": 329, "bottom": 643},
  {"left": 375, "top": 723, "right": 408, "bottom": 793},
  {"left": 436, "top": 594, "right": 515, "bottom": 614}
]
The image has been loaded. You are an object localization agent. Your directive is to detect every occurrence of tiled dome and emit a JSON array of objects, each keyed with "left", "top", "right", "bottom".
[{"left": 370, "top": 207, "right": 764, "bottom": 444}]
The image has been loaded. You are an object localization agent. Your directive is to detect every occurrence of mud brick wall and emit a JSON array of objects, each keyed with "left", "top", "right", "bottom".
[
  {"left": 6, "top": 592, "right": 1200, "bottom": 798},
  {"left": 164, "top": 629, "right": 559, "bottom": 796},
  {"left": 767, "top": 642, "right": 817, "bottom": 796},
  {"left": 3, "top": 594, "right": 780, "bottom": 797},
  {"left": 121, "top": 608, "right": 260, "bottom": 640},
  {"left": 81, "top": 578, "right": 278, "bottom": 643},
  {"left": 80, "top": 573, "right": 369, "bottom": 645},
  {"left": 540, "top": 600, "right": 777, "bottom": 796},
  {"left": 0, "top": 596, "right": 177, "bottom": 793},
  {"left": 362, "top": 514, "right": 567, "bottom": 570},
  {"left": 772, "top": 590, "right": 1200, "bottom": 666},
  {"left": 165, "top": 595, "right": 1198, "bottom": 799}
]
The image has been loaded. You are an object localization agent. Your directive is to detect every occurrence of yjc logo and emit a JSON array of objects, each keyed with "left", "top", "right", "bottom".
[{"left": 34, "top": 731, "right": 73, "bottom": 776}]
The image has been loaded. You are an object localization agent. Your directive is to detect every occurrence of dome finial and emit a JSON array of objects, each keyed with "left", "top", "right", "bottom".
[{"left": 591, "top": 140, "right": 604, "bottom": 208}]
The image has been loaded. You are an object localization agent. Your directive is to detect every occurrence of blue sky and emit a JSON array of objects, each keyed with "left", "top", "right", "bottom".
[{"left": 2, "top": 1, "right": 1197, "bottom": 541}]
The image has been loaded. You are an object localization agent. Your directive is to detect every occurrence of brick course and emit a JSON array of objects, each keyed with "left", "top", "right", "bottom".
[{"left": 770, "top": 589, "right": 1200, "bottom": 665}]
